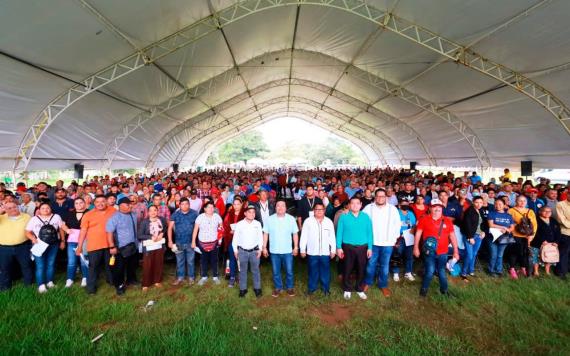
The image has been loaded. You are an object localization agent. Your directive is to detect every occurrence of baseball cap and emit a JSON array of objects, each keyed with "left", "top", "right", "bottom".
[
  {"left": 244, "top": 204, "right": 256, "bottom": 212},
  {"left": 430, "top": 198, "right": 444, "bottom": 207},
  {"left": 118, "top": 197, "right": 131, "bottom": 205}
]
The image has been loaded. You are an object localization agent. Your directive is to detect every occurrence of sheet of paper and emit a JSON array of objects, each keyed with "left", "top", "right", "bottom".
[
  {"left": 194, "top": 247, "right": 202, "bottom": 254},
  {"left": 145, "top": 243, "right": 163, "bottom": 252},
  {"left": 489, "top": 228, "right": 503, "bottom": 242},
  {"left": 31, "top": 239, "right": 49, "bottom": 257},
  {"left": 143, "top": 238, "right": 165, "bottom": 247},
  {"left": 402, "top": 229, "right": 415, "bottom": 246}
]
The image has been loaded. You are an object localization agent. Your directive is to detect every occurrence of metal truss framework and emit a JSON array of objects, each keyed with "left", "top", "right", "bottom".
[
  {"left": 16, "top": 0, "right": 570, "bottom": 172},
  {"left": 113, "top": 77, "right": 437, "bottom": 170},
  {"left": 144, "top": 95, "right": 395, "bottom": 169},
  {"left": 185, "top": 108, "right": 384, "bottom": 168},
  {"left": 175, "top": 96, "right": 402, "bottom": 163}
]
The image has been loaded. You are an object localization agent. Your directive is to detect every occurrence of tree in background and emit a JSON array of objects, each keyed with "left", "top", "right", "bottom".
[{"left": 208, "top": 130, "right": 269, "bottom": 165}]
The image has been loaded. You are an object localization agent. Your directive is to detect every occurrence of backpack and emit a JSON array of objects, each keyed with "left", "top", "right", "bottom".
[
  {"left": 540, "top": 243, "right": 559, "bottom": 264},
  {"left": 38, "top": 215, "right": 59, "bottom": 245},
  {"left": 513, "top": 209, "right": 534, "bottom": 236}
]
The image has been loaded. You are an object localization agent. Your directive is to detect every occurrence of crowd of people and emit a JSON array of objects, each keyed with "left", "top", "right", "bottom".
[{"left": 0, "top": 167, "right": 568, "bottom": 300}]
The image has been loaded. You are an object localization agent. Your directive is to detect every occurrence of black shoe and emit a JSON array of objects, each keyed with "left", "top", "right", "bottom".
[
  {"left": 254, "top": 289, "right": 262, "bottom": 298},
  {"left": 323, "top": 290, "right": 330, "bottom": 297},
  {"left": 116, "top": 285, "right": 125, "bottom": 296},
  {"left": 239, "top": 289, "right": 248, "bottom": 298},
  {"left": 419, "top": 288, "right": 428, "bottom": 297}
]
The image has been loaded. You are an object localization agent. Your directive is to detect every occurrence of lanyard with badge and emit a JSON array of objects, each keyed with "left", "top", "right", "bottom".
[{"left": 308, "top": 198, "right": 315, "bottom": 217}]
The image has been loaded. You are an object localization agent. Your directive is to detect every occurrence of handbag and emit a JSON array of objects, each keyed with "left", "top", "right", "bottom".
[
  {"left": 200, "top": 240, "right": 218, "bottom": 253},
  {"left": 119, "top": 242, "right": 137, "bottom": 258},
  {"left": 422, "top": 220, "right": 444, "bottom": 256},
  {"left": 497, "top": 232, "right": 515, "bottom": 245},
  {"left": 540, "top": 243, "right": 559, "bottom": 263}
]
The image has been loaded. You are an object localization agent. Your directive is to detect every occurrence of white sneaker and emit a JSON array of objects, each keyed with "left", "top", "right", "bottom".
[
  {"left": 198, "top": 277, "right": 208, "bottom": 286},
  {"left": 212, "top": 277, "right": 221, "bottom": 285},
  {"left": 393, "top": 273, "right": 400, "bottom": 282},
  {"left": 65, "top": 279, "right": 73, "bottom": 288},
  {"left": 357, "top": 292, "right": 368, "bottom": 300},
  {"left": 81, "top": 278, "right": 87, "bottom": 287},
  {"left": 38, "top": 284, "right": 47, "bottom": 293},
  {"left": 46, "top": 281, "right": 55, "bottom": 289},
  {"left": 343, "top": 291, "right": 351, "bottom": 300},
  {"left": 404, "top": 272, "right": 415, "bottom": 281}
]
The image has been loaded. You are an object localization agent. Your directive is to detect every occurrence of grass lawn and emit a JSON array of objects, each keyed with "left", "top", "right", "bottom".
[{"left": 1, "top": 259, "right": 568, "bottom": 355}]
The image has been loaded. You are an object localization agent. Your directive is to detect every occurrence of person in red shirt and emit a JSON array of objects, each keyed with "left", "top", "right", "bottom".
[
  {"left": 413, "top": 198, "right": 459, "bottom": 297},
  {"left": 411, "top": 195, "right": 428, "bottom": 220},
  {"left": 222, "top": 196, "right": 245, "bottom": 287},
  {"left": 211, "top": 187, "right": 226, "bottom": 217}
]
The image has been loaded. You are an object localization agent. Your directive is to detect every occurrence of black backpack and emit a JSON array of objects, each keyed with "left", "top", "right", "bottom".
[{"left": 38, "top": 215, "right": 59, "bottom": 244}]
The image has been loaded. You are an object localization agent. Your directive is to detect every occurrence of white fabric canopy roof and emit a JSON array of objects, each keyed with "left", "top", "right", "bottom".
[{"left": 1, "top": 0, "right": 569, "bottom": 172}]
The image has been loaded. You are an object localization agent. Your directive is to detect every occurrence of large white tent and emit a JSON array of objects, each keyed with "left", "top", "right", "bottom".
[{"left": 1, "top": 0, "right": 569, "bottom": 173}]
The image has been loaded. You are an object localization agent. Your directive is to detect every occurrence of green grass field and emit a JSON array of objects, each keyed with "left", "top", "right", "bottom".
[{"left": 1, "top": 260, "right": 568, "bottom": 355}]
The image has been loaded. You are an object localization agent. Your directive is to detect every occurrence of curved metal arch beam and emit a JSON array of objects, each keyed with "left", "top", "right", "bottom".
[
  {"left": 144, "top": 95, "right": 403, "bottom": 169},
  {"left": 132, "top": 80, "right": 437, "bottom": 171},
  {"left": 178, "top": 106, "right": 386, "bottom": 167},
  {"left": 17, "top": 0, "right": 568, "bottom": 172},
  {"left": 182, "top": 108, "right": 383, "bottom": 169},
  {"left": 147, "top": 99, "right": 390, "bottom": 169},
  {"left": 189, "top": 111, "right": 384, "bottom": 168},
  {"left": 101, "top": 49, "right": 445, "bottom": 170}
]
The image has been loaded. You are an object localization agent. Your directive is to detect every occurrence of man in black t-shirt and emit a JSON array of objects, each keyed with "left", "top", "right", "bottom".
[
  {"left": 296, "top": 184, "right": 322, "bottom": 230},
  {"left": 396, "top": 182, "right": 417, "bottom": 204}
]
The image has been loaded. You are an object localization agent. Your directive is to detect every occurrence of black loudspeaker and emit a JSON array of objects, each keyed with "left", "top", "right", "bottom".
[
  {"left": 521, "top": 161, "right": 532, "bottom": 177},
  {"left": 74, "top": 164, "right": 84, "bottom": 179},
  {"left": 172, "top": 163, "right": 179, "bottom": 172},
  {"left": 410, "top": 161, "right": 417, "bottom": 170}
]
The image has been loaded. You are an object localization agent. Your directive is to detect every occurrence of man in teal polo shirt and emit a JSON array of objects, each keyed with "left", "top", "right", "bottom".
[
  {"left": 263, "top": 200, "right": 299, "bottom": 297},
  {"left": 336, "top": 196, "right": 373, "bottom": 300}
]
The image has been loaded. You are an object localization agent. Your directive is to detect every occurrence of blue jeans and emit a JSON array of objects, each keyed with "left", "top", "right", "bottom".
[
  {"left": 488, "top": 241, "right": 507, "bottom": 274},
  {"left": 175, "top": 243, "right": 195, "bottom": 279},
  {"left": 392, "top": 244, "right": 414, "bottom": 274},
  {"left": 270, "top": 253, "right": 294, "bottom": 290},
  {"left": 364, "top": 246, "right": 393, "bottom": 288},
  {"left": 34, "top": 244, "right": 58, "bottom": 286},
  {"left": 462, "top": 234, "right": 482, "bottom": 276},
  {"left": 66, "top": 242, "right": 88, "bottom": 280},
  {"left": 0, "top": 242, "right": 33, "bottom": 290},
  {"left": 228, "top": 244, "right": 238, "bottom": 279},
  {"left": 421, "top": 253, "right": 448, "bottom": 293},
  {"left": 307, "top": 255, "right": 331, "bottom": 293}
]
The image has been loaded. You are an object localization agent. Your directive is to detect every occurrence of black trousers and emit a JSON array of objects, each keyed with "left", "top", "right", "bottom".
[
  {"left": 507, "top": 237, "right": 529, "bottom": 270},
  {"left": 556, "top": 234, "right": 570, "bottom": 277},
  {"left": 87, "top": 248, "right": 110, "bottom": 294},
  {"left": 200, "top": 247, "right": 219, "bottom": 278},
  {"left": 112, "top": 252, "right": 138, "bottom": 288},
  {"left": 342, "top": 243, "right": 367, "bottom": 292}
]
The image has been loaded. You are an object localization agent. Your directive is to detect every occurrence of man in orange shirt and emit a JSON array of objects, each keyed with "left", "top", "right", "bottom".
[{"left": 76, "top": 195, "right": 116, "bottom": 294}]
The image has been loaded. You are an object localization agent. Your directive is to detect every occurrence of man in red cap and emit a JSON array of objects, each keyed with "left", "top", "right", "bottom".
[
  {"left": 413, "top": 198, "right": 459, "bottom": 297},
  {"left": 525, "top": 188, "right": 544, "bottom": 215},
  {"left": 211, "top": 187, "right": 226, "bottom": 217}
]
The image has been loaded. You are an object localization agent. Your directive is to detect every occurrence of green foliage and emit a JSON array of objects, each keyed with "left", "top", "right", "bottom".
[
  {"left": 208, "top": 130, "right": 269, "bottom": 164},
  {"left": 268, "top": 137, "right": 365, "bottom": 166}
]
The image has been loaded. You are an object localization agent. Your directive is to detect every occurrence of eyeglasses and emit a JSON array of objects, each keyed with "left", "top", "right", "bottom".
[{"left": 314, "top": 208, "right": 325, "bottom": 211}]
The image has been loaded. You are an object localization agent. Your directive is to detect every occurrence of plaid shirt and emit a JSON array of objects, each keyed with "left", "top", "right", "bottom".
[
  {"left": 197, "top": 188, "right": 210, "bottom": 200},
  {"left": 151, "top": 204, "right": 171, "bottom": 221},
  {"left": 131, "top": 203, "right": 148, "bottom": 226}
]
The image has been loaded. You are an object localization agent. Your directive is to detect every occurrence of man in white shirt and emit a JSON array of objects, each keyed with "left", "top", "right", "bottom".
[
  {"left": 19, "top": 192, "right": 36, "bottom": 216},
  {"left": 362, "top": 188, "right": 401, "bottom": 297},
  {"left": 232, "top": 204, "right": 263, "bottom": 298},
  {"left": 300, "top": 203, "right": 336, "bottom": 295},
  {"left": 188, "top": 189, "right": 202, "bottom": 213}
]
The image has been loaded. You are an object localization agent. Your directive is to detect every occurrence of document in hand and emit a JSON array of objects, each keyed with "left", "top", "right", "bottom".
[
  {"left": 31, "top": 239, "right": 49, "bottom": 257},
  {"left": 489, "top": 228, "right": 504, "bottom": 242}
]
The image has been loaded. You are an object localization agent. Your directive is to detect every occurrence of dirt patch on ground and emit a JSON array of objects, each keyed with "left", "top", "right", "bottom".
[
  {"left": 311, "top": 303, "right": 353, "bottom": 326},
  {"left": 99, "top": 320, "right": 118, "bottom": 331}
]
